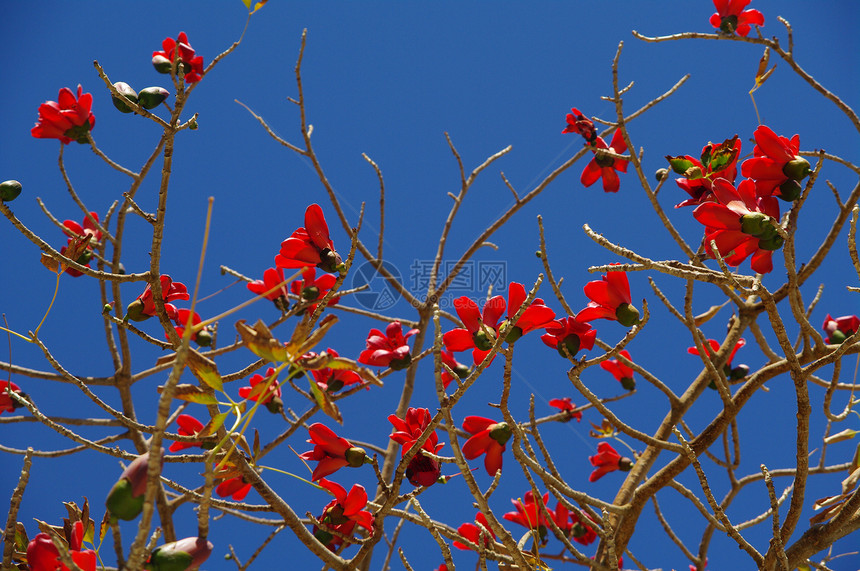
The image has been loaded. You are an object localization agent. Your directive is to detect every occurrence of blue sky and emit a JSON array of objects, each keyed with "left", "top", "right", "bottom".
[{"left": 2, "top": 1, "right": 859, "bottom": 570}]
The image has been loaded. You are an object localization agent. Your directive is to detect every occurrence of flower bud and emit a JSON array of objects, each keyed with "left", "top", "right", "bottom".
[
  {"left": 615, "top": 303, "right": 640, "bottom": 327},
  {"left": 152, "top": 54, "right": 173, "bottom": 74},
  {"left": 719, "top": 15, "right": 738, "bottom": 34},
  {"left": 0, "top": 180, "right": 22, "bottom": 202},
  {"left": 111, "top": 82, "right": 138, "bottom": 114},
  {"left": 138, "top": 87, "right": 170, "bottom": 110},
  {"left": 488, "top": 422, "right": 512, "bottom": 446},
  {"left": 345, "top": 446, "right": 368, "bottom": 468},
  {"left": 318, "top": 248, "right": 343, "bottom": 274},
  {"left": 739, "top": 212, "right": 772, "bottom": 237},
  {"left": 125, "top": 299, "right": 151, "bottom": 322},
  {"left": 777, "top": 179, "right": 802, "bottom": 201},
  {"left": 729, "top": 364, "right": 749, "bottom": 381},
  {"left": 503, "top": 322, "right": 524, "bottom": 343},
  {"left": 618, "top": 456, "right": 634, "bottom": 472},
  {"left": 106, "top": 449, "right": 162, "bottom": 521},
  {"left": 195, "top": 329, "right": 213, "bottom": 347},
  {"left": 620, "top": 376, "right": 636, "bottom": 391},
  {"left": 557, "top": 334, "right": 581, "bottom": 358},
  {"left": 472, "top": 330, "right": 494, "bottom": 352},
  {"left": 758, "top": 234, "right": 785, "bottom": 251},
  {"left": 389, "top": 353, "right": 412, "bottom": 371},
  {"left": 302, "top": 286, "right": 321, "bottom": 301},
  {"left": 146, "top": 537, "right": 213, "bottom": 571},
  {"left": 783, "top": 157, "right": 811, "bottom": 181},
  {"left": 654, "top": 168, "right": 669, "bottom": 182},
  {"left": 264, "top": 396, "right": 283, "bottom": 414}
]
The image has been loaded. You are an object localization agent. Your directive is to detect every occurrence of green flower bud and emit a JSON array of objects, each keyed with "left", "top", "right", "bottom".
[
  {"left": 152, "top": 55, "right": 173, "bottom": 74},
  {"left": 618, "top": 457, "right": 634, "bottom": 472},
  {"left": 472, "top": 330, "right": 494, "bottom": 352},
  {"left": 503, "top": 322, "right": 523, "bottom": 343},
  {"left": 105, "top": 479, "right": 144, "bottom": 521},
  {"left": 758, "top": 234, "right": 785, "bottom": 251},
  {"left": 620, "top": 376, "right": 636, "bottom": 391},
  {"left": 783, "top": 157, "right": 811, "bottom": 181},
  {"left": 557, "top": 335, "right": 581, "bottom": 358},
  {"left": 138, "top": 87, "right": 170, "bottom": 110},
  {"left": 389, "top": 353, "right": 412, "bottom": 371},
  {"left": 729, "top": 364, "right": 749, "bottom": 381},
  {"left": 739, "top": 212, "right": 772, "bottom": 237},
  {"left": 615, "top": 303, "right": 640, "bottom": 327},
  {"left": 719, "top": 14, "right": 738, "bottom": 34},
  {"left": 146, "top": 537, "right": 213, "bottom": 571},
  {"left": 125, "top": 299, "right": 151, "bottom": 322},
  {"left": 111, "top": 82, "right": 138, "bottom": 114},
  {"left": 195, "top": 329, "right": 213, "bottom": 348},
  {"left": 654, "top": 168, "right": 669, "bottom": 182},
  {"left": 264, "top": 396, "right": 283, "bottom": 414},
  {"left": 488, "top": 422, "right": 512, "bottom": 446},
  {"left": 344, "top": 446, "right": 368, "bottom": 468},
  {"left": 777, "top": 179, "right": 801, "bottom": 201},
  {"left": 302, "top": 286, "right": 320, "bottom": 301},
  {"left": 0, "top": 180, "right": 22, "bottom": 202}
]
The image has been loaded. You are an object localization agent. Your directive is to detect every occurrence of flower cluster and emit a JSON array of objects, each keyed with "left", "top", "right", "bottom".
[
  {"left": 0, "top": 380, "right": 25, "bottom": 414},
  {"left": 822, "top": 314, "right": 860, "bottom": 344},
  {"left": 688, "top": 338, "right": 748, "bottom": 389},
  {"left": 300, "top": 423, "right": 368, "bottom": 481},
  {"left": 359, "top": 320, "right": 419, "bottom": 370},
  {"left": 313, "top": 479, "right": 374, "bottom": 551},
  {"left": 238, "top": 367, "right": 283, "bottom": 413},
  {"left": 152, "top": 32, "right": 204, "bottom": 83},
  {"left": 600, "top": 350, "right": 636, "bottom": 391},
  {"left": 503, "top": 490, "right": 598, "bottom": 546},
  {"left": 276, "top": 203, "right": 343, "bottom": 274},
  {"left": 389, "top": 407, "right": 443, "bottom": 487},
  {"left": 589, "top": 442, "right": 634, "bottom": 482},
  {"left": 462, "top": 416, "right": 511, "bottom": 476},
  {"left": 710, "top": 0, "right": 764, "bottom": 36},
  {"left": 27, "top": 520, "right": 96, "bottom": 571},
  {"left": 31, "top": 85, "right": 95, "bottom": 145},
  {"left": 59, "top": 212, "right": 102, "bottom": 277}
]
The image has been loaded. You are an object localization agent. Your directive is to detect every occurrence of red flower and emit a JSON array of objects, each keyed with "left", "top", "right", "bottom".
[
  {"left": 669, "top": 136, "right": 742, "bottom": 208},
  {"left": 710, "top": 0, "right": 764, "bottom": 36},
  {"left": 741, "top": 125, "right": 809, "bottom": 199},
  {"left": 59, "top": 238, "right": 94, "bottom": 277},
  {"left": 310, "top": 348, "right": 363, "bottom": 393},
  {"left": 0, "top": 381, "right": 25, "bottom": 414},
  {"left": 503, "top": 490, "right": 549, "bottom": 532},
  {"left": 291, "top": 267, "right": 340, "bottom": 313},
  {"left": 454, "top": 512, "right": 496, "bottom": 551},
  {"left": 27, "top": 520, "right": 96, "bottom": 571},
  {"left": 168, "top": 414, "right": 205, "bottom": 452},
  {"left": 444, "top": 282, "right": 556, "bottom": 365},
  {"left": 389, "top": 408, "right": 443, "bottom": 487},
  {"left": 562, "top": 107, "right": 597, "bottom": 144},
  {"left": 275, "top": 204, "right": 343, "bottom": 273},
  {"left": 152, "top": 32, "right": 204, "bottom": 83},
  {"left": 359, "top": 320, "right": 419, "bottom": 370},
  {"left": 822, "top": 314, "right": 860, "bottom": 344},
  {"left": 238, "top": 367, "right": 283, "bottom": 413},
  {"left": 216, "top": 476, "right": 252, "bottom": 501},
  {"left": 600, "top": 350, "right": 636, "bottom": 391},
  {"left": 169, "top": 309, "right": 212, "bottom": 347},
  {"left": 577, "top": 267, "right": 640, "bottom": 326},
  {"left": 692, "top": 178, "right": 781, "bottom": 274},
  {"left": 300, "top": 423, "right": 368, "bottom": 481},
  {"left": 462, "top": 416, "right": 510, "bottom": 476},
  {"left": 588, "top": 442, "right": 633, "bottom": 482},
  {"left": 541, "top": 315, "right": 597, "bottom": 358},
  {"left": 126, "top": 275, "right": 190, "bottom": 322},
  {"left": 247, "top": 267, "right": 290, "bottom": 310},
  {"left": 440, "top": 349, "right": 471, "bottom": 389},
  {"left": 63, "top": 212, "right": 102, "bottom": 244},
  {"left": 548, "top": 397, "right": 583, "bottom": 422},
  {"left": 313, "top": 478, "right": 374, "bottom": 551},
  {"left": 31, "top": 85, "right": 95, "bottom": 145},
  {"left": 568, "top": 509, "right": 599, "bottom": 546},
  {"left": 581, "top": 130, "right": 628, "bottom": 193},
  {"left": 688, "top": 338, "right": 748, "bottom": 386}
]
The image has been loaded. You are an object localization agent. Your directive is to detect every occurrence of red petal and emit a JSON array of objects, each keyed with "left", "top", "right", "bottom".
[
  {"left": 443, "top": 329, "right": 476, "bottom": 352},
  {"left": 304, "top": 204, "right": 333, "bottom": 250},
  {"left": 453, "top": 297, "right": 481, "bottom": 333},
  {"left": 581, "top": 160, "right": 602, "bottom": 187},
  {"left": 463, "top": 416, "right": 495, "bottom": 434}
]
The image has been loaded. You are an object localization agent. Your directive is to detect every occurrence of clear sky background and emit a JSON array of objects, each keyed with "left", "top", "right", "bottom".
[{"left": 2, "top": 1, "right": 859, "bottom": 570}]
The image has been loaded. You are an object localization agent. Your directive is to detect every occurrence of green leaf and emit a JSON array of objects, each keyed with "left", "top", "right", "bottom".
[
  {"left": 666, "top": 156, "right": 695, "bottom": 175},
  {"left": 708, "top": 136, "right": 740, "bottom": 174},
  {"left": 14, "top": 521, "right": 29, "bottom": 553},
  {"left": 236, "top": 319, "right": 288, "bottom": 363},
  {"left": 204, "top": 411, "right": 230, "bottom": 437}
]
